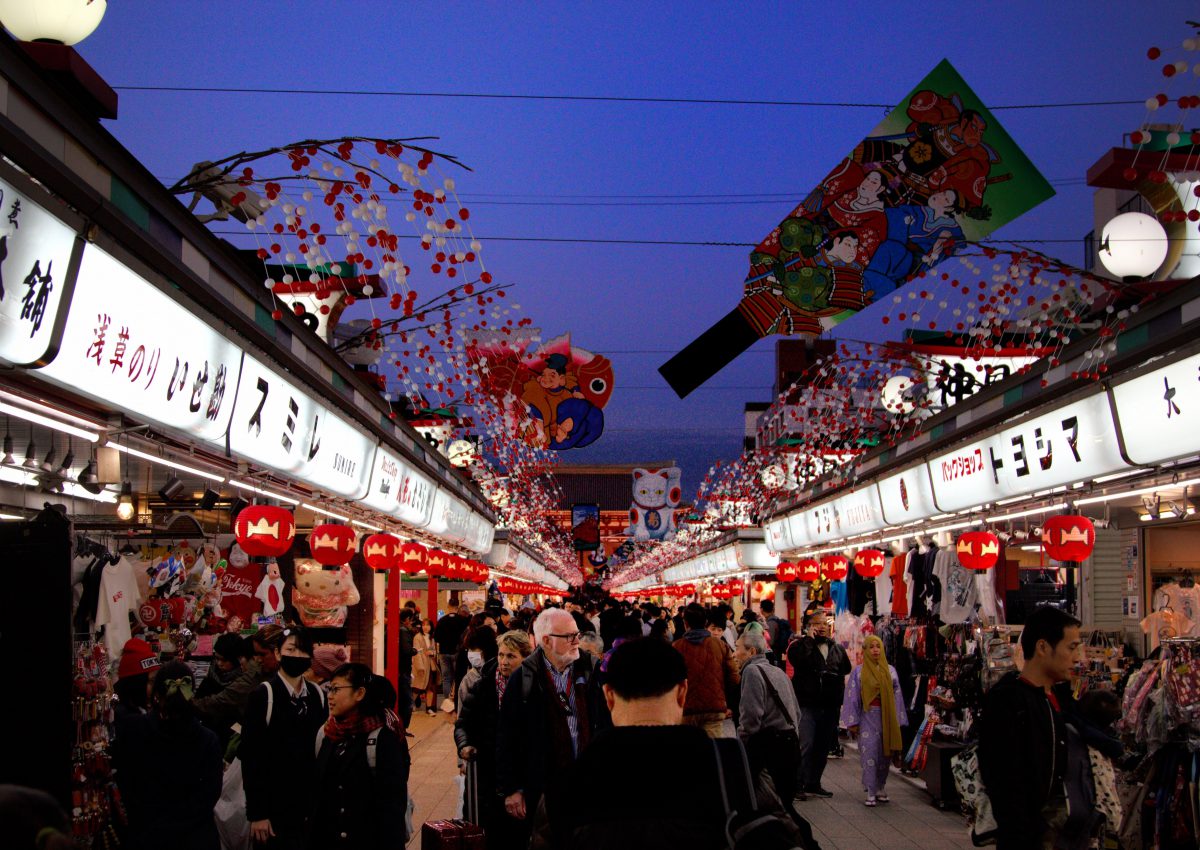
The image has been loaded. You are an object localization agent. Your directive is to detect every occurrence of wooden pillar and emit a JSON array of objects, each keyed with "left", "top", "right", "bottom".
[{"left": 428, "top": 575, "right": 439, "bottom": 625}]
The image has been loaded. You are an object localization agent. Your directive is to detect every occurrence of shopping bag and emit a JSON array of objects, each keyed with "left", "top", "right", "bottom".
[
  {"left": 950, "top": 745, "right": 998, "bottom": 846},
  {"left": 214, "top": 758, "right": 251, "bottom": 850}
]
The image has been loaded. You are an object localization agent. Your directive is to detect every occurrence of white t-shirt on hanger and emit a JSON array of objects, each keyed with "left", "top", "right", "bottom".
[{"left": 97, "top": 556, "right": 143, "bottom": 659}]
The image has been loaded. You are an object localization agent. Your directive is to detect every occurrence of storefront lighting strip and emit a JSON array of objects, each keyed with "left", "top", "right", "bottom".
[
  {"left": 111, "top": 443, "right": 225, "bottom": 483},
  {"left": 1093, "top": 469, "right": 1148, "bottom": 484},
  {"left": 988, "top": 503, "right": 1067, "bottom": 523},
  {"left": 351, "top": 519, "right": 383, "bottom": 532},
  {"left": 227, "top": 478, "right": 300, "bottom": 505},
  {"left": 1074, "top": 478, "right": 1200, "bottom": 507},
  {"left": 0, "top": 512, "right": 25, "bottom": 520},
  {"left": 0, "top": 465, "right": 119, "bottom": 503},
  {"left": 301, "top": 502, "right": 350, "bottom": 522},
  {"left": 0, "top": 401, "right": 100, "bottom": 443},
  {"left": 0, "top": 390, "right": 107, "bottom": 431}
]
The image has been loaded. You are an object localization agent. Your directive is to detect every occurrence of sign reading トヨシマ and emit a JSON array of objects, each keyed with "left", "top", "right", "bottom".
[
  {"left": 37, "top": 244, "right": 242, "bottom": 441},
  {"left": 0, "top": 176, "right": 78, "bottom": 367},
  {"left": 929, "top": 392, "right": 1126, "bottom": 512}
]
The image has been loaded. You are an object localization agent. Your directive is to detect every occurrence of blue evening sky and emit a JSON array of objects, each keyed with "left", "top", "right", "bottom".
[{"left": 74, "top": 1, "right": 1196, "bottom": 487}]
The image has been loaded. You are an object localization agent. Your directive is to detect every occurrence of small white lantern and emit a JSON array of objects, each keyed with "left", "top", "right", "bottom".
[
  {"left": 1098, "top": 211, "right": 1169, "bottom": 280},
  {"left": 0, "top": 0, "right": 107, "bottom": 46}
]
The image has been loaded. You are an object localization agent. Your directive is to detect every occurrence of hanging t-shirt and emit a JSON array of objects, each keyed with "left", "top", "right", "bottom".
[
  {"left": 1140, "top": 609, "right": 1195, "bottom": 651},
  {"left": 96, "top": 556, "right": 143, "bottom": 659},
  {"left": 890, "top": 555, "right": 909, "bottom": 617},
  {"left": 934, "top": 549, "right": 979, "bottom": 623},
  {"left": 873, "top": 563, "right": 893, "bottom": 618},
  {"left": 1155, "top": 582, "right": 1200, "bottom": 630},
  {"left": 975, "top": 570, "right": 1000, "bottom": 622}
]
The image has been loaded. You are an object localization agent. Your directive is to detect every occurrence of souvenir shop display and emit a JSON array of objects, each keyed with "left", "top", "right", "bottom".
[{"left": 70, "top": 640, "right": 124, "bottom": 849}]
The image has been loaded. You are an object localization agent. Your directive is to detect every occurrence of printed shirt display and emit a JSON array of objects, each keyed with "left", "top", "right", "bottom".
[
  {"left": 1140, "top": 608, "right": 1195, "bottom": 651},
  {"left": 933, "top": 548, "right": 979, "bottom": 623},
  {"left": 96, "top": 556, "right": 143, "bottom": 659},
  {"left": 1154, "top": 582, "right": 1200, "bottom": 634}
]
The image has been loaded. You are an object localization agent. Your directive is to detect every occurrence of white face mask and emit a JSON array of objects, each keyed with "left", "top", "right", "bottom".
[{"left": 467, "top": 651, "right": 484, "bottom": 669}]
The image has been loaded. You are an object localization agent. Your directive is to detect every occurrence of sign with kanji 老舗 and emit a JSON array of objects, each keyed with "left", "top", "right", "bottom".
[
  {"left": 0, "top": 175, "right": 81, "bottom": 368},
  {"left": 224, "top": 353, "right": 375, "bottom": 499},
  {"left": 35, "top": 244, "right": 242, "bottom": 442},
  {"left": 659, "top": 59, "right": 1054, "bottom": 398}
]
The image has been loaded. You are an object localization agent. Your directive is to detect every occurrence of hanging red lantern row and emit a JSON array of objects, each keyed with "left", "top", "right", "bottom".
[
  {"left": 853, "top": 549, "right": 887, "bottom": 578},
  {"left": 956, "top": 531, "right": 1001, "bottom": 571},
  {"left": 425, "top": 550, "right": 448, "bottom": 577},
  {"left": 776, "top": 561, "right": 799, "bottom": 582},
  {"left": 234, "top": 505, "right": 296, "bottom": 558},
  {"left": 309, "top": 523, "right": 357, "bottom": 566},
  {"left": 797, "top": 558, "right": 822, "bottom": 583},
  {"left": 1041, "top": 515, "right": 1096, "bottom": 562},
  {"left": 363, "top": 533, "right": 401, "bottom": 571},
  {"left": 398, "top": 541, "right": 428, "bottom": 575},
  {"left": 821, "top": 554, "right": 849, "bottom": 581}
]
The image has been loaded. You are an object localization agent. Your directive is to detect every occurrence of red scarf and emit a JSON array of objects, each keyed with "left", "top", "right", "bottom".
[{"left": 323, "top": 708, "right": 397, "bottom": 743}]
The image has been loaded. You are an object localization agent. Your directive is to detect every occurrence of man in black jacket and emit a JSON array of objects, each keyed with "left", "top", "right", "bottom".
[
  {"left": 786, "top": 613, "right": 850, "bottom": 798},
  {"left": 496, "top": 608, "right": 610, "bottom": 843},
  {"left": 434, "top": 605, "right": 471, "bottom": 703},
  {"left": 979, "top": 605, "right": 1082, "bottom": 850},
  {"left": 598, "top": 598, "right": 624, "bottom": 649},
  {"left": 396, "top": 608, "right": 418, "bottom": 727}
]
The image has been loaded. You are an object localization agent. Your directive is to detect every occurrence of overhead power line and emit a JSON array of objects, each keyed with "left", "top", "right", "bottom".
[{"left": 115, "top": 84, "right": 1142, "bottom": 111}]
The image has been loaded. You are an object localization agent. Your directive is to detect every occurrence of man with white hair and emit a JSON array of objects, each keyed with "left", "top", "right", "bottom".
[{"left": 497, "top": 607, "right": 610, "bottom": 844}]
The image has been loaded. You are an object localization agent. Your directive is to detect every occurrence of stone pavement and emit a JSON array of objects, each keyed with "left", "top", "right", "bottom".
[{"left": 403, "top": 710, "right": 975, "bottom": 850}]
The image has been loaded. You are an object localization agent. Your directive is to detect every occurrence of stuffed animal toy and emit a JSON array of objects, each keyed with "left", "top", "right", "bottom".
[
  {"left": 147, "top": 555, "right": 186, "bottom": 597},
  {"left": 254, "top": 560, "right": 286, "bottom": 619},
  {"left": 291, "top": 560, "right": 360, "bottom": 627}
]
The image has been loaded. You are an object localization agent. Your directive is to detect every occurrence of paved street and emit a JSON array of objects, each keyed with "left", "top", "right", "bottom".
[{"left": 404, "top": 711, "right": 975, "bottom": 849}]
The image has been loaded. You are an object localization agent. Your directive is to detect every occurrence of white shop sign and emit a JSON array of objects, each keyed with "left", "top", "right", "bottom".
[
  {"left": 929, "top": 392, "right": 1127, "bottom": 512},
  {"left": 225, "top": 354, "right": 374, "bottom": 499},
  {"left": 877, "top": 466, "right": 938, "bottom": 526},
  {"left": 37, "top": 245, "right": 242, "bottom": 441},
  {"left": 765, "top": 516, "right": 793, "bottom": 554},
  {"left": 427, "top": 488, "right": 494, "bottom": 553},
  {"left": 802, "top": 486, "right": 887, "bottom": 545},
  {"left": 0, "top": 176, "right": 78, "bottom": 367},
  {"left": 1110, "top": 351, "right": 1200, "bottom": 466}
]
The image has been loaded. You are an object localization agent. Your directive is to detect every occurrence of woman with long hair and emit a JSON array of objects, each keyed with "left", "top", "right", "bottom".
[
  {"left": 114, "top": 660, "right": 223, "bottom": 849},
  {"left": 311, "top": 663, "right": 410, "bottom": 849},
  {"left": 841, "top": 634, "right": 907, "bottom": 807},
  {"left": 413, "top": 618, "right": 438, "bottom": 715},
  {"left": 455, "top": 630, "right": 532, "bottom": 848}
]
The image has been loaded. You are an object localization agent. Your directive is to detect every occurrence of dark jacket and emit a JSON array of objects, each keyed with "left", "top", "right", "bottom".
[
  {"left": 239, "top": 674, "right": 328, "bottom": 830},
  {"left": 496, "top": 649, "right": 611, "bottom": 809},
  {"left": 397, "top": 624, "right": 416, "bottom": 678},
  {"left": 312, "top": 723, "right": 410, "bottom": 850},
  {"left": 455, "top": 657, "right": 501, "bottom": 768},
  {"left": 787, "top": 637, "right": 851, "bottom": 709},
  {"left": 434, "top": 614, "right": 468, "bottom": 653},
  {"left": 672, "top": 630, "right": 739, "bottom": 717},
  {"left": 193, "top": 659, "right": 269, "bottom": 745},
  {"left": 114, "top": 713, "right": 223, "bottom": 850},
  {"left": 598, "top": 606, "right": 623, "bottom": 649},
  {"left": 978, "top": 673, "right": 1071, "bottom": 850}
]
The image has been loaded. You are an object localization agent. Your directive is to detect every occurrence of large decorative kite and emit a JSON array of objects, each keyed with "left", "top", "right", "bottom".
[{"left": 659, "top": 60, "right": 1054, "bottom": 398}]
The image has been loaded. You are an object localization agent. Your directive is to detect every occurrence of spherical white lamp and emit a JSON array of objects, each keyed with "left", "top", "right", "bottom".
[
  {"left": 1098, "top": 211, "right": 1169, "bottom": 281},
  {"left": 0, "top": 0, "right": 107, "bottom": 46}
]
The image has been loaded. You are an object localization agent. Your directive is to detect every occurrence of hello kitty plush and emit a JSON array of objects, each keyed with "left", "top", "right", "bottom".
[
  {"left": 291, "top": 560, "right": 360, "bottom": 627},
  {"left": 624, "top": 467, "right": 682, "bottom": 541}
]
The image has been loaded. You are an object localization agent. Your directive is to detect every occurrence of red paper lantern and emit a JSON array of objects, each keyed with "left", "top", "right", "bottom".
[
  {"left": 1041, "top": 515, "right": 1096, "bottom": 562},
  {"left": 425, "top": 549, "right": 448, "bottom": 577},
  {"left": 821, "top": 555, "right": 849, "bottom": 581},
  {"left": 775, "top": 561, "right": 797, "bottom": 583},
  {"left": 956, "top": 531, "right": 1001, "bottom": 571},
  {"left": 728, "top": 578, "right": 745, "bottom": 595},
  {"left": 363, "top": 533, "right": 401, "bottom": 571},
  {"left": 853, "top": 549, "right": 887, "bottom": 578},
  {"left": 797, "top": 558, "right": 821, "bottom": 583},
  {"left": 308, "top": 523, "right": 357, "bottom": 567},
  {"left": 398, "top": 541, "right": 428, "bottom": 575},
  {"left": 234, "top": 505, "right": 296, "bottom": 558}
]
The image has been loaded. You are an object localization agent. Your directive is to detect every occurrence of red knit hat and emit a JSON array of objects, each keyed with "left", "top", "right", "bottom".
[{"left": 118, "top": 638, "right": 161, "bottom": 680}]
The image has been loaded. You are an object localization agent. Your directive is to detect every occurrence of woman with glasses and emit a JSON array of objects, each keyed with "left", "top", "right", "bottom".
[
  {"left": 312, "top": 663, "right": 410, "bottom": 850},
  {"left": 455, "top": 630, "right": 533, "bottom": 847},
  {"left": 239, "top": 626, "right": 328, "bottom": 849}
]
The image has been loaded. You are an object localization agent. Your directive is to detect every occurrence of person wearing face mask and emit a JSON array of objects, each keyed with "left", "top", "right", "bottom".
[
  {"left": 456, "top": 624, "right": 499, "bottom": 713},
  {"left": 455, "top": 612, "right": 498, "bottom": 692},
  {"left": 496, "top": 609, "right": 611, "bottom": 847},
  {"left": 787, "top": 614, "right": 850, "bottom": 799},
  {"left": 114, "top": 660, "right": 223, "bottom": 850},
  {"left": 239, "top": 626, "right": 328, "bottom": 849},
  {"left": 455, "top": 631, "right": 533, "bottom": 847},
  {"left": 312, "top": 663, "right": 409, "bottom": 850},
  {"left": 194, "top": 633, "right": 266, "bottom": 748}
]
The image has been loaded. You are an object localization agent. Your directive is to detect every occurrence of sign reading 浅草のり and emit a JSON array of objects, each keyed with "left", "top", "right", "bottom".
[
  {"left": 1110, "top": 350, "right": 1200, "bottom": 467},
  {"left": 37, "top": 244, "right": 242, "bottom": 441},
  {"left": 362, "top": 444, "right": 437, "bottom": 529},
  {"left": 225, "top": 353, "right": 374, "bottom": 499},
  {"left": 929, "top": 392, "right": 1126, "bottom": 512},
  {"left": 0, "top": 175, "right": 80, "bottom": 368}
]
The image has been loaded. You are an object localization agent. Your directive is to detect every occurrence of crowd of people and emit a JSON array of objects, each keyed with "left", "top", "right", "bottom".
[{"left": 8, "top": 594, "right": 1109, "bottom": 850}]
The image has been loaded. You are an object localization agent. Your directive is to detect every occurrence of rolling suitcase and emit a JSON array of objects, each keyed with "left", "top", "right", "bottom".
[{"left": 422, "top": 759, "right": 485, "bottom": 848}]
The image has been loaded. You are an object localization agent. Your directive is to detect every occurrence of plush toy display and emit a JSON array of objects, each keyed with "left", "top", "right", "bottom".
[
  {"left": 218, "top": 544, "right": 263, "bottom": 625},
  {"left": 254, "top": 560, "right": 287, "bottom": 619},
  {"left": 625, "top": 467, "right": 682, "bottom": 542},
  {"left": 291, "top": 560, "right": 360, "bottom": 627},
  {"left": 147, "top": 555, "right": 186, "bottom": 597}
]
